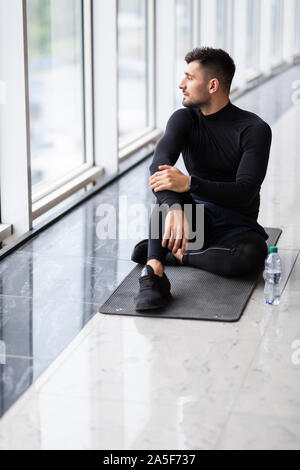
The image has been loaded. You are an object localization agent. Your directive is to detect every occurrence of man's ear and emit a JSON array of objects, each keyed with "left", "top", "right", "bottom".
[{"left": 209, "top": 78, "right": 219, "bottom": 94}]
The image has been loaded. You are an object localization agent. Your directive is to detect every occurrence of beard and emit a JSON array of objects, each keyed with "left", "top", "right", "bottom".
[{"left": 182, "top": 94, "right": 210, "bottom": 108}]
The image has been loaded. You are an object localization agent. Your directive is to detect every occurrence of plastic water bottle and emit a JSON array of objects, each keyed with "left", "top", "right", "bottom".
[{"left": 263, "top": 246, "right": 282, "bottom": 306}]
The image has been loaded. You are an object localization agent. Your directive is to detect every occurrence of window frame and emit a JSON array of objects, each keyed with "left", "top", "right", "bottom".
[
  {"left": 1, "top": 0, "right": 300, "bottom": 249},
  {"left": 270, "top": 0, "right": 285, "bottom": 69},
  {"left": 117, "top": 0, "right": 157, "bottom": 159},
  {"left": 0, "top": 0, "right": 32, "bottom": 241},
  {"left": 295, "top": 0, "right": 300, "bottom": 55},
  {"left": 174, "top": 0, "right": 194, "bottom": 108},
  {"left": 245, "top": 0, "right": 261, "bottom": 81},
  {"left": 29, "top": 0, "right": 101, "bottom": 222}
]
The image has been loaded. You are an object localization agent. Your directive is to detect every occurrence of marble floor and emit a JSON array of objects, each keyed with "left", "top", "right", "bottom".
[{"left": 1, "top": 65, "right": 300, "bottom": 449}]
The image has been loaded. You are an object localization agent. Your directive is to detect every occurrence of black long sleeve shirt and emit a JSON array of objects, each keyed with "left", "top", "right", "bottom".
[{"left": 150, "top": 100, "right": 272, "bottom": 220}]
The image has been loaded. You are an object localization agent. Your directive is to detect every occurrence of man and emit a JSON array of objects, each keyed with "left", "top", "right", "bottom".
[{"left": 131, "top": 47, "right": 272, "bottom": 312}]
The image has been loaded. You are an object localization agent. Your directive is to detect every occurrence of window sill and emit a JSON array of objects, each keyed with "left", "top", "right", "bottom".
[
  {"left": 119, "top": 128, "right": 163, "bottom": 162},
  {"left": 271, "top": 59, "right": 287, "bottom": 73},
  {"left": 245, "top": 69, "right": 264, "bottom": 84},
  {"left": 0, "top": 224, "right": 13, "bottom": 242},
  {"left": 32, "top": 165, "right": 104, "bottom": 220},
  {"left": 293, "top": 52, "right": 300, "bottom": 64},
  {"left": 32, "top": 163, "right": 102, "bottom": 204},
  {"left": 0, "top": 144, "right": 155, "bottom": 261}
]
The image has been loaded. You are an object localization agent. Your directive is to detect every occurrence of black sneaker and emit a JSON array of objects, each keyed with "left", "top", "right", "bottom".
[
  {"left": 131, "top": 239, "right": 181, "bottom": 266},
  {"left": 134, "top": 265, "right": 172, "bottom": 312}
]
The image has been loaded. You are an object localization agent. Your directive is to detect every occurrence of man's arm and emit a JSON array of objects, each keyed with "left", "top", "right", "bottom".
[
  {"left": 149, "top": 109, "right": 192, "bottom": 207},
  {"left": 189, "top": 122, "right": 272, "bottom": 206}
]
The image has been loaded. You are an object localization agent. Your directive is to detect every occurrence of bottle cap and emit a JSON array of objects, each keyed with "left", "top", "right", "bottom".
[{"left": 269, "top": 246, "right": 278, "bottom": 253}]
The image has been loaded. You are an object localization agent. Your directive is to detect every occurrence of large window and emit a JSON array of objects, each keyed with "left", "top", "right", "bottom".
[
  {"left": 3, "top": 0, "right": 300, "bottom": 246},
  {"left": 118, "top": 0, "right": 149, "bottom": 148},
  {"left": 26, "top": 0, "right": 86, "bottom": 194},
  {"left": 270, "top": 0, "right": 284, "bottom": 66},
  {"left": 246, "top": 0, "right": 261, "bottom": 77},
  {"left": 175, "top": 0, "right": 193, "bottom": 108},
  {"left": 216, "top": 0, "right": 229, "bottom": 49},
  {"left": 295, "top": 0, "right": 300, "bottom": 54}
]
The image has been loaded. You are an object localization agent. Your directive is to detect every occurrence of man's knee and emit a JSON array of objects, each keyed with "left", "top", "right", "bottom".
[{"left": 239, "top": 239, "right": 268, "bottom": 274}]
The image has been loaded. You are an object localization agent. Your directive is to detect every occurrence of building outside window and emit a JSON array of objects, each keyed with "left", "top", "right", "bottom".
[
  {"left": 118, "top": 0, "right": 149, "bottom": 148},
  {"left": 295, "top": 0, "right": 300, "bottom": 54},
  {"left": 270, "top": 0, "right": 284, "bottom": 67},
  {"left": 175, "top": 0, "right": 193, "bottom": 108},
  {"left": 26, "top": 0, "right": 85, "bottom": 194},
  {"left": 246, "top": 0, "right": 261, "bottom": 78},
  {"left": 216, "top": 0, "right": 229, "bottom": 49}
]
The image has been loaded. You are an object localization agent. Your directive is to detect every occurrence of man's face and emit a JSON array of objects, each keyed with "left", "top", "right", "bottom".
[{"left": 179, "top": 61, "right": 212, "bottom": 108}]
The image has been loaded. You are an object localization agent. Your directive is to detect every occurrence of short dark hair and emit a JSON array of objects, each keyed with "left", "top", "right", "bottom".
[{"left": 185, "top": 47, "right": 236, "bottom": 93}]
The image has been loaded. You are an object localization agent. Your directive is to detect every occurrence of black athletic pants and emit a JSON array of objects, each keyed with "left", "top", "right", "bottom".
[{"left": 147, "top": 194, "right": 268, "bottom": 277}]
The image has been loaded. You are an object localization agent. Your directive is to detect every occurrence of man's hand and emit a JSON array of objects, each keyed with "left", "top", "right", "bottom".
[
  {"left": 150, "top": 165, "right": 190, "bottom": 193},
  {"left": 162, "top": 209, "right": 190, "bottom": 255}
]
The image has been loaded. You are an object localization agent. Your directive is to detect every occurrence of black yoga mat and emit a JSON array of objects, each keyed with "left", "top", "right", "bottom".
[{"left": 99, "top": 228, "right": 282, "bottom": 322}]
